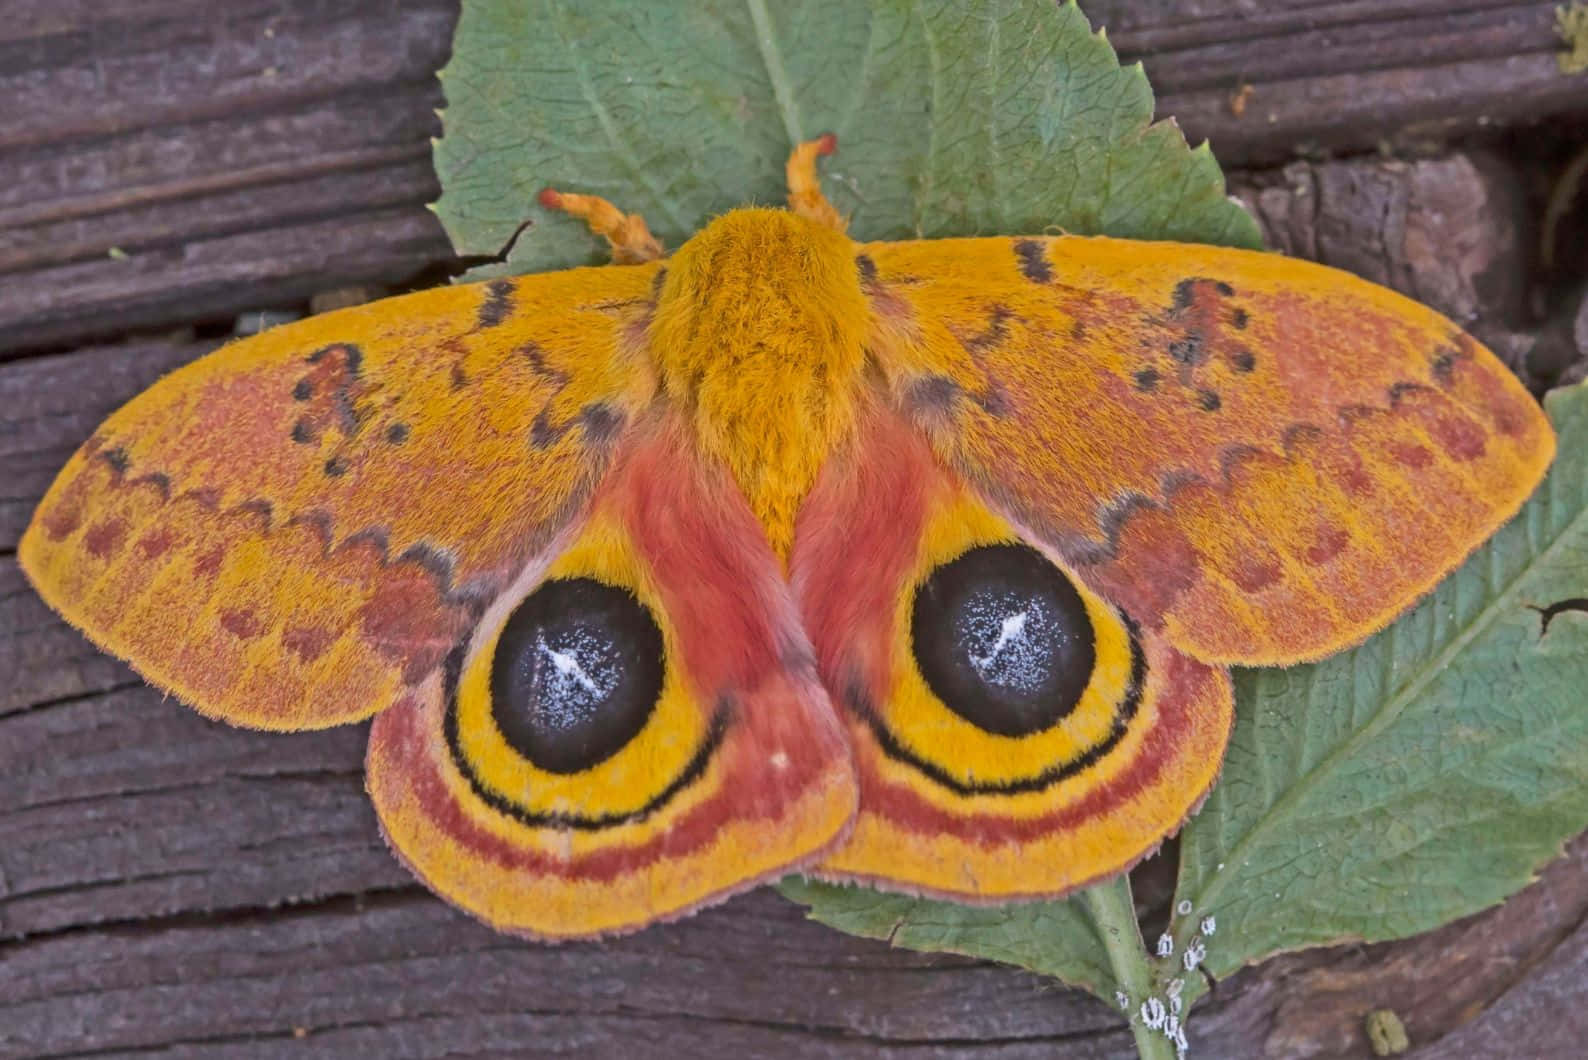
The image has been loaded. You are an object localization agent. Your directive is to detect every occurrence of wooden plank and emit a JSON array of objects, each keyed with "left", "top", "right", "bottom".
[
  {"left": 6, "top": 206, "right": 442, "bottom": 352},
  {"left": 1104, "top": 0, "right": 1584, "bottom": 165},
  {"left": 0, "top": 340, "right": 207, "bottom": 549},
  {"left": 0, "top": 0, "right": 456, "bottom": 352},
  {"left": 0, "top": 888, "right": 1135, "bottom": 1059},
  {"left": 1405, "top": 911, "right": 1588, "bottom": 1059},
  {"left": 3, "top": 2, "right": 1587, "bottom": 1054},
  {"left": 2, "top": 0, "right": 1582, "bottom": 353}
]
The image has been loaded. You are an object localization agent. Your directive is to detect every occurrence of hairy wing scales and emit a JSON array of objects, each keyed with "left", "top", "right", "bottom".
[
  {"left": 794, "top": 406, "right": 1232, "bottom": 899},
  {"left": 370, "top": 414, "right": 856, "bottom": 938},
  {"left": 863, "top": 235, "right": 1553, "bottom": 665},
  {"left": 22, "top": 264, "right": 664, "bottom": 729}
]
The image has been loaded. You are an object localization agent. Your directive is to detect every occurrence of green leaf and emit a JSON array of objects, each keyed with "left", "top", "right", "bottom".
[
  {"left": 779, "top": 875, "right": 1118, "bottom": 997},
  {"left": 781, "top": 874, "right": 1184, "bottom": 1060},
  {"left": 433, "top": 0, "right": 1259, "bottom": 279},
  {"left": 1167, "top": 382, "right": 1588, "bottom": 1003},
  {"left": 435, "top": 0, "right": 1253, "bottom": 1018}
]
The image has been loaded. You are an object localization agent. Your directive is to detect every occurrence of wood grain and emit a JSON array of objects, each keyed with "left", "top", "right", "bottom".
[
  {"left": 0, "top": 0, "right": 456, "bottom": 352},
  {"left": 2, "top": 0, "right": 1582, "bottom": 353},
  {"left": 3, "top": 2, "right": 1587, "bottom": 1056},
  {"left": 1100, "top": 0, "right": 1584, "bottom": 163}
]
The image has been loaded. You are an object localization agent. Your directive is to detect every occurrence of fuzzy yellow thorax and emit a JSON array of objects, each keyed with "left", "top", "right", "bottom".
[{"left": 649, "top": 208, "right": 871, "bottom": 559}]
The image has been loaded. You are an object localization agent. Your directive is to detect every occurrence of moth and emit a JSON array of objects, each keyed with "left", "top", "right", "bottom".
[{"left": 22, "top": 137, "right": 1554, "bottom": 939}]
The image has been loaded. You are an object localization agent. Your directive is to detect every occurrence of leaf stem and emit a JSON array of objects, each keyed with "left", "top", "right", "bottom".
[{"left": 1081, "top": 878, "right": 1177, "bottom": 1060}]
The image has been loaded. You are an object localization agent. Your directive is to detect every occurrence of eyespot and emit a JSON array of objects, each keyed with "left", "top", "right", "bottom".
[
  {"left": 447, "top": 523, "right": 725, "bottom": 830},
  {"left": 489, "top": 577, "right": 664, "bottom": 774},
  {"left": 910, "top": 544, "right": 1095, "bottom": 736}
]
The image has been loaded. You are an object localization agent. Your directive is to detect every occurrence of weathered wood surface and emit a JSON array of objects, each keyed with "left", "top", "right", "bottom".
[
  {"left": 1, "top": 0, "right": 1582, "bottom": 353},
  {"left": 4, "top": 2, "right": 1588, "bottom": 1057},
  {"left": 1097, "top": 0, "right": 1585, "bottom": 164}
]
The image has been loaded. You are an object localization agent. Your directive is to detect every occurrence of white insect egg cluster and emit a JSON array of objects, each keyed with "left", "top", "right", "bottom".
[{"left": 1129, "top": 902, "right": 1218, "bottom": 1057}]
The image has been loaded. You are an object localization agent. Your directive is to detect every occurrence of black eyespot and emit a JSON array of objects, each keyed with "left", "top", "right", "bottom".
[
  {"left": 911, "top": 544, "right": 1095, "bottom": 737},
  {"left": 490, "top": 578, "right": 664, "bottom": 774}
]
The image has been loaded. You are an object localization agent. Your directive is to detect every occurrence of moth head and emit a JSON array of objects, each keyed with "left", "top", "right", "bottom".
[{"left": 651, "top": 208, "right": 868, "bottom": 384}]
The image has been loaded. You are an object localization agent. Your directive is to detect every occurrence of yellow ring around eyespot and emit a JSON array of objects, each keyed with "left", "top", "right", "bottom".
[
  {"left": 451, "top": 515, "right": 713, "bottom": 825},
  {"left": 874, "top": 490, "right": 1143, "bottom": 793}
]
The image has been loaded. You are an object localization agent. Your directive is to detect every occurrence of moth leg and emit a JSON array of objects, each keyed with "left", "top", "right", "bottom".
[
  {"left": 537, "top": 188, "right": 664, "bottom": 264},
  {"left": 786, "top": 133, "right": 846, "bottom": 233}
]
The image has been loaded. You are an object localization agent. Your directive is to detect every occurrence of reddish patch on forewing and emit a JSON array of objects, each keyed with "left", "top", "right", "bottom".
[
  {"left": 41, "top": 488, "right": 86, "bottom": 541},
  {"left": 135, "top": 527, "right": 176, "bottom": 560},
  {"left": 1051, "top": 286, "right": 1146, "bottom": 348},
  {"left": 1167, "top": 278, "right": 1233, "bottom": 335},
  {"left": 791, "top": 408, "right": 937, "bottom": 708},
  {"left": 1452, "top": 341, "right": 1531, "bottom": 439},
  {"left": 1305, "top": 523, "right": 1351, "bottom": 566},
  {"left": 1322, "top": 441, "right": 1376, "bottom": 498},
  {"left": 1390, "top": 443, "right": 1433, "bottom": 470},
  {"left": 1081, "top": 507, "right": 1200, "bottom": 630},
  {"left": 82, "top": 518, "right": 127, "bottom": 559},
  {"left": 291, "top": 342, "right": 372, "bottom": 442},
  {"left": 357, "top": 563, "right": 472, "bottom": 685},
  {"left": 1426, "top": 408, "right": 1487, "bottom": 462},
  {"left": 218, "top": 608, "right": 263, "bottom": 640},
  {"left": 1230, "top": 551, "right": 1283, "bottom": 592},
  {"left": 851, "top": 645, "right": 1221, "bottom": 844},
  {"left": 192, "top": 544, "right": 227, "bottom": 578},
  {"left": 282, "top": 626, "right": 336, "bottom": 663}
]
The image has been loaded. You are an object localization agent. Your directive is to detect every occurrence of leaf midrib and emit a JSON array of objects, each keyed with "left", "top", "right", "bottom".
[
  {"left": 746, "top": 0, "right": 804, "bottom": 147},
  {"left": 1180, "top": 488, "right": 1588, "bottom": 946}
]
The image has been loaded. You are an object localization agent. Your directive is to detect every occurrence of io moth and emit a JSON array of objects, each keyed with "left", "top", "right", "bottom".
[{"left": 21, "top": 137, "right": 1554, "bottom": 939}]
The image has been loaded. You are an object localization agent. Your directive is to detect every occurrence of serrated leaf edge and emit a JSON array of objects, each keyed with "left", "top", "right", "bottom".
[{"left": 1173, "top": 383, "right": 1588, "bottom": 968}]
